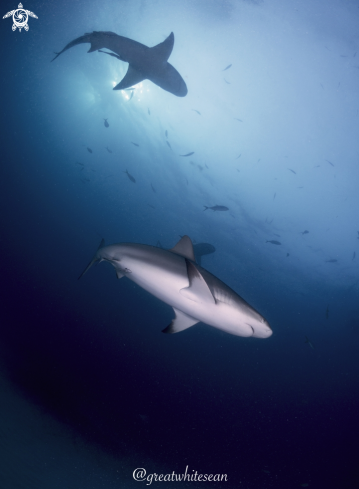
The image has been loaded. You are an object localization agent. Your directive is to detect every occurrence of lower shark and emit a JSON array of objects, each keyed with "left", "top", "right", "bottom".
[
  {"left": 52, "top": 31, "right": 187, "bottom": 97},
  {"left": 79, "top": 236, "right": 272, "bottom": 338}
]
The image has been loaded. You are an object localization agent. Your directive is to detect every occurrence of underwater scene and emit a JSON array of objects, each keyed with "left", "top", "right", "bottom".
[{"left": 1, "top": 0, "right": 359, "bottom": 487}]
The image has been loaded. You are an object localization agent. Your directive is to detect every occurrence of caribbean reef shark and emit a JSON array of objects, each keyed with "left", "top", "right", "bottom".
[
  {"left": 52, "top": 31, "right": 187, "bottom": 97},
  {"left": 78, "top": 236, "right": 272, "bottom": 338}
]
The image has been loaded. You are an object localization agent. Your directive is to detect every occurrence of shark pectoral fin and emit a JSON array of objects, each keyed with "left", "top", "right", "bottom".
[
  {"left": 113, "top": 65, "right": 145, "bottom": 90},
  {"left": 170, "top": 235, "right": 195, "bottom": 261},
  {"left": 162, "top": 308, "right": 198, "bottom": 334},
  {"left": 150, "top": 32, "right": 174, "bottom": 61},
  {"left": 180, "top": 259, "right": 216, "bottom": 304}
]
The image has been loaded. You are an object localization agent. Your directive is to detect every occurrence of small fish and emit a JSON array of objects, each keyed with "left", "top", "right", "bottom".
[
  {"left": 192, "top": 109, "right": 201, "bottom": 115},
  {"left": 125, "top": 87, "right": 136, "bottom": 91},
  {"left": 151, "top": 183, "right": 156, "bottom": 193},
  {"left": 165, "top": 130, "right": 168, "bottom": 139},
  {"left": 337, "top": 82, "right": 341, "bottom": 89},
  {"left": 266, "top": 240, "right": 281, "bottom": 245},
  {"left": 301, "top": 230, "right": 309, "bottom": 235},
  {"left": 104, "top": 118, "right": 109, "bottom": 128},
  {"left": 353, "top": 251, "right": 356, "bottom": 260},
  {"left": 326, "top": 305, "right": 329, "bottom": 319},
  {"left": 354, "top": 52, "right": 357, "bottom": 57},
  {"left": 325, "top": 259, "right": 337, "bottom": 263},
  {"left": 224, "top": 78, "right": 231, "bottom": 84},
  {"left": 197, "top": 164, "right": 203, "bottom": 171},
  {"left": 236, "top": 154, "right": 241, "bottom": 159},
  {"left": 124, "top": 169, "right": 136, "bottom": 183},
  {"left": 273, "top": 192, "right": 276, "bottom": 200},
  {"left": 106, "top": 147, "right": 112, "bottom": 153},
  {"left": 236, "top": 169, "right": 240, "bottom": 172},
  {"left": 222, "top": 64, "right": 232, "bottom": 71},
  {"left": 320, "top": 83, "right": 324, "bottom": 89},
  {"left": 131, "top": 142, "right": 140, "bottom": 147},
  {"left": 166, "top": 141, "right": 172, "bottom": 150},
  {"left": 203, "top": 205, "right": 229, "bottom": 212},
  {"left": 129, "top": 90, "right": 134, "bottom": 101},
  {"left": 273, "top": 234, "right": 281, "bottom": 237},
  {"left": 148, "top": 108, "right": 151, "bottom": 115},
  {"left": 325, "top": 159, "right": 334, "bottom": 167},
  {"left": 87, "top": 147, "right": 93, "bottom": 153},
  {"left": 257, "top": 159, "right": 261, "bottom": 163},
  {"left": 286, "top": 253, "right": 290, "bottom": 257},
  {"left": 76, "top": 161, "right": 84, "bottom": 166},
  {"left": 205, "top": 164, "right": 209, "bottom": 169},
  {"left": 180, "top": 152, "right": 194, "bottom": 157},
  {"left": 305, "top": 336, "right": 314, "bottom": 349},
  {"left": 288, "top": 168, "right": 296, "bottom": 174},
  {"left": 234, "top": 118, "right": 243, "bottom": 122}
]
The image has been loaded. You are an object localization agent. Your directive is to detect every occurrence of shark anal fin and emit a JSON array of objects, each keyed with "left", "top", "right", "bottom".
[
  {"left": 170, "top": 235, "right": 195, "bottom": 261},
  {"left": 113, "top": 65, "right": 144, "bottom": 90},
  {"left": 180, "top": 259, "right": 216, "bottom": 304},
  {"left": 150, "top": 32, "right": 174, "bottom": 61},
  {"left": 162, "top": 308, "right": 198, "bottom": 334}
]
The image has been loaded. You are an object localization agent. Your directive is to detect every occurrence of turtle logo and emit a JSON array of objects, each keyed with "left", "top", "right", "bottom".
[{"left": 3, "top": 3, "right": 38, "bottom": 32}]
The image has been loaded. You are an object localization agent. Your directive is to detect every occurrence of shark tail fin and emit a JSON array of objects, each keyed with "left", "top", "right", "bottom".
[{"left": 78, "top": 238, "right": 105, "bottom": 280}]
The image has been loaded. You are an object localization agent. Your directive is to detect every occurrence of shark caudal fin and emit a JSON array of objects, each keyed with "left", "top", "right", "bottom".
[{"left": 78, "top": 238, "right": 105, "bottom": 280}]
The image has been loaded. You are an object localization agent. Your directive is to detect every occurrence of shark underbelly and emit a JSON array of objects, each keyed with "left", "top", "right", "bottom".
[{"left": 125, "top": 260, "right": 254, "bottom": 337}]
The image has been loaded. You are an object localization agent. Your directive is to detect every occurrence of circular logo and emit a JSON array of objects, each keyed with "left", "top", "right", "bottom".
[{"left": 13, "top": 8, "right": 28, "bottom": 29}]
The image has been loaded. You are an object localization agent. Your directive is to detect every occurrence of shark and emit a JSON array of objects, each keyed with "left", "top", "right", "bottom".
[
  {"left": 78, "top": 236, "right": 272, "bottom": 338},
  {"left": 52, "top": 31, "right": 187, "bottom": 97}
]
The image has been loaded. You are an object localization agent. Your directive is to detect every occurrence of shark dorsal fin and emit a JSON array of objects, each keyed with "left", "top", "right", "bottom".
[
  {"left": 170, "top": 235, "right": 195, "bottom": 261},
  {"left": 113, "top": 65, "right": 144, "bottom": 90},
  {"left": 150, "top": 32, "right": 174, "bottom": 62},
  {"left": 180, "top": 259, "right": 216, "bottom": 304},
  {"left": 162, "top": 307, "right": 198, "bottom": 334}
]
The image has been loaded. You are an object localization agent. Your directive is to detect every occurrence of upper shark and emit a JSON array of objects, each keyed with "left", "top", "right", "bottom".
[
  {"left": 52, "top": 31, "right": 187, "bottom": 97},
  {"left": 79, "top": 236, "right": 272, "bottom": 339}
]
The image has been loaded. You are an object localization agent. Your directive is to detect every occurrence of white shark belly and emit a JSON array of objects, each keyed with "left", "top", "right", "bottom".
[{"left": 124, "top": 258, "right": 253, "bottom": 337}]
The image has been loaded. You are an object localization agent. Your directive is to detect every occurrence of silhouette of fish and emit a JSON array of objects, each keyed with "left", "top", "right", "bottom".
[
  {"left": 301, "top": 230, "right": 309, "bottom": 235},
  {"left": 151, "top": 183, "right": 156, "bottom": 193},
  {"left": 166, "top": 141, "right": 172, "bottom": 150},
  {"left": 325, "top": 259, "right": 337, "bottom": 263},
  {"left": 266, "top": 240, "right": 281, "bottom": 245},
  {"left": 222, "top": 64, "right": 232, "bottom": 71},
  {"left": 106, "top": 147, "right": 112, "bottom": 153},
  {"left": 325, "top": 159, "right": 334, "bottom": 167},
  {"left": 104, "top": 118, "right": 109, "bottom": 128},
  {"left": 203, "top": 205, "right": 228, "bottom": 212},
  {"left": 192, "top": 109, "right": 201, "bottom": 115},
  {"left": 131, "top": 142, "right": 139, "bottom": 147},
  {"left": 288, "top": 168, "right": 296, "bottom": 174},
  {"left": 165, "top": 130, "right": 168, "bottom": 139},
  {"left": 148, "top": 108, "right": 151, "bottom": 115},
  {"left": 180, "top": 152, "right": 194, "bottom": 157},
  {"left": 87, "top": 147, "right": 92, "bottom": 153},
  {"left": 124, "top": 169, "right": 136, "bottom": 183},
  {"left": 224, "top": 78, "right": 230, "bottom": 84},
  {"left": 234, "top": 118, "right": 243, "bottom": 122},
  {"left": 52, "top": 31, "right": 187, "bottom": 97}
]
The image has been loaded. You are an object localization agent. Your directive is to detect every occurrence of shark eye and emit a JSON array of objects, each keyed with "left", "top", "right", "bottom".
[{"left": 124, "top": 268, "right": 132, "bottom": 273}]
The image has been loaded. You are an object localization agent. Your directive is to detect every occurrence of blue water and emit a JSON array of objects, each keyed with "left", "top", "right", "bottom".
[{"left": 1, "top": 0, "right": 359, "bottom": 487}]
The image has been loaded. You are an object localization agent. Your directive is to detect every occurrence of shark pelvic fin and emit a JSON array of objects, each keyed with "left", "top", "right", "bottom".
[
  {"left": 150, "top": 32, "right": 174, "bottom": 62},
  {"left": 170, "top": 235, "right": 195, "bottom": 261},
  {"left": 113, "top": 65, "right": 144, "bottom": 90},
  {"left": 78, "top": 238, "right": 105, "bottom": 280},
  {"left": 180, "top": 259, "right": 216, "bottom": 304},
  {"left": 162, "top": 307, "right": 198, "bottom": 334}
]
